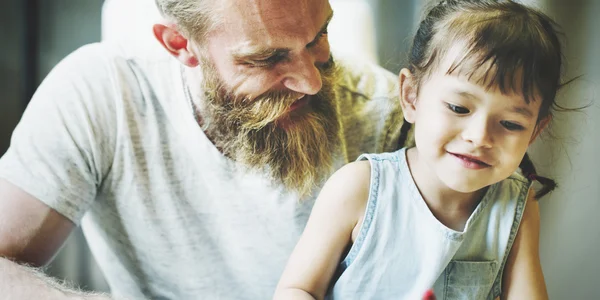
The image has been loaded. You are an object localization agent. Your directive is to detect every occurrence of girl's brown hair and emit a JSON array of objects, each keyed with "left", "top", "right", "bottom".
[{"left": 399, "top": 0, "right": 567, "bottom": 198}]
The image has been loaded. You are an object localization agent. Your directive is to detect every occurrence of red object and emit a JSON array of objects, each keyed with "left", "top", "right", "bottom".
[{"left": 422, "top": 289, "right": 436, "bottom": 300}]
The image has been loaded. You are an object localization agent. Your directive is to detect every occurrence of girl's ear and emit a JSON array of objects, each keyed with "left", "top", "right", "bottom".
[
  {"left": 399, "top": 68, "right": 418, "bottom": 124},
  {"left": 529, "top": 116, "right": 551, "bottom": 144}
]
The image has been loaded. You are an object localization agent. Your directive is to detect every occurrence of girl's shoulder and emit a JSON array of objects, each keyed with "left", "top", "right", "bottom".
[
  {"left": 329, "top": 160, "right": 372, "bottom": 191},
  {"left": 356, "top": 148, "right": 407, "bottom": 164},
  {"left": 313, "top": 160, "right": 373, "bottom": 237}
]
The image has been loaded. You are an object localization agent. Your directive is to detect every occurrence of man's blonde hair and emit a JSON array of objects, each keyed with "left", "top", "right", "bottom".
[{"left": 154, "top": 0, "right": 218, "bottom": 42}]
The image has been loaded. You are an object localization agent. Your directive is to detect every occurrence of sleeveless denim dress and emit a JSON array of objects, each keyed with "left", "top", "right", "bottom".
[{"left": 327, "top": 148, "right": 531, "bottom": 300}]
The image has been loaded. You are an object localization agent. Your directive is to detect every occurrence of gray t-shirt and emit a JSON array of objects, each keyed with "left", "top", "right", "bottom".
[{"left": 0, "top": 42, "right": 403, "bottom": 299}]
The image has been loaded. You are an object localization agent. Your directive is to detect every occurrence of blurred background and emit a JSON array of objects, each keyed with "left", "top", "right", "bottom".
[{"left": 0, "top": 0, "right": 598, "bottom": 298}]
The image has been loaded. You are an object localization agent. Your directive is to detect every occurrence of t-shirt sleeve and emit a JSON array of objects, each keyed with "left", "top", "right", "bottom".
[{"left": 0, "top": 44, "right": 118, "bottom": 224}]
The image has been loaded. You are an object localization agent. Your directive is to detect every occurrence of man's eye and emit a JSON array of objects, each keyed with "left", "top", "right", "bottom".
[
  {"left": 446, "top": 103, "right": 470, "bottom": 114},
  {"left": 246, "top": 55, "right": 285, "bottom": 68},
  {"left": 307, "top": 29, "right": 329, "bottom": 48},
  {"left": 500, "top": 121, "right": 525, "bottom": 131}
]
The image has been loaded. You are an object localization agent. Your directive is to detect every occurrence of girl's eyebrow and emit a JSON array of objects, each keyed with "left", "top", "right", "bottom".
[
  {"left": 450, "top": 88, "right": 535, "bottom": 118},
  {"left": 509, "top": 106, "right": 534, "bottom": 118},
  {"left": 448, "top": 88, "right": 479, "bottom": 101}
]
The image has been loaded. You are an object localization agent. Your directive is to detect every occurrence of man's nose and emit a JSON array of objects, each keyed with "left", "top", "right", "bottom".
[{"left": 281, "top": 51, "right": 323, "bottom": 95}]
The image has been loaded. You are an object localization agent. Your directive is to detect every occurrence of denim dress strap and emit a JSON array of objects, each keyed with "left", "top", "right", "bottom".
[{"left": 488, "top": 177, "right": 533, "bottom": 299}]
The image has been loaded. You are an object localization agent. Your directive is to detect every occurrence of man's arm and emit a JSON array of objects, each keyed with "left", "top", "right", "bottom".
[{"left": 0, "top": 179, "right": 112, "bottom": 300}]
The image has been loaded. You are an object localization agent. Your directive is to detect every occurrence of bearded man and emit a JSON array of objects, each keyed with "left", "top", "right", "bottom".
[{"left": 0, "top": 0, "right": 404, "bottom": 299}]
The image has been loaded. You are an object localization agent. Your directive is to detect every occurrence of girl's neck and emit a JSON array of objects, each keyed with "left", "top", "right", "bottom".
[{"left": 405, "top": 147, "right": 488, "bottom": 231}]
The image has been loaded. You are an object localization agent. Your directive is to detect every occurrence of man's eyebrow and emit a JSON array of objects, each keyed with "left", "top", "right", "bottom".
[
  {"left": 232, "top": 47, "right": 290, "bottom": 61},
  {"left": 231, "top": 10, "right": 334, "bottom": 61}
]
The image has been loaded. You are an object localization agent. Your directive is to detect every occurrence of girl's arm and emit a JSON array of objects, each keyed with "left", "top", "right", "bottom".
[
  {"left": 273, "top": 161, "right": 372, "bottom": 300},
  {"left": 501, "top": 189, "right": 549, "bottom": 300}
]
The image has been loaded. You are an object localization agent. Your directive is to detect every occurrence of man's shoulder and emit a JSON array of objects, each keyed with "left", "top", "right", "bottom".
[
  {"left": 333, "top": 55, "right": 404, "bottom": 156},
  {"left": 58, "top": 41, "right": 174, "bottom": 79},
  {"left": 53, "top": 41, "right": 179, "bottom": 103},
  {"left": 334, "top": 54, "right": 399, "bottom": 101},
  {"left": 59, "top": 42, "right": 131, "bottom": 70},
  {"left": 34, "top": 41, "right": 180, "bottom": 126}
]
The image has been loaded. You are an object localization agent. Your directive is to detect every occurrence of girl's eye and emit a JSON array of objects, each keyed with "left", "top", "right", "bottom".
[
  {"left": 500, "top": 120, "right": 525, "bottom": 131},
  {"left": 446, "top": 103, "right": 470, "bottom": 114}
]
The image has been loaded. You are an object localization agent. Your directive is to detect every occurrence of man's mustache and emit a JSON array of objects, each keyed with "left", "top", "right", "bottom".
[
  {"left": 221, "top": 55, "right": 337, "bottom": 130},
  {"left": 234, "top": 54, "right": 335, "bottom": 104}
]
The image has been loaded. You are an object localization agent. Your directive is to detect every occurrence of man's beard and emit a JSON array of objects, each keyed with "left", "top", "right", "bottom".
[{"left": 194, "top": 57, "right": 341, "bottom": 198}]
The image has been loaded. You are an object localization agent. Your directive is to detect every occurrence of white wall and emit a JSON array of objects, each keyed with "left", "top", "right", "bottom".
[
  {"left": 528, "top": 1, "right": 600, "bottom": 299},
  {"left": 367, "top": 0, "right": 419, "bottom": 73}
]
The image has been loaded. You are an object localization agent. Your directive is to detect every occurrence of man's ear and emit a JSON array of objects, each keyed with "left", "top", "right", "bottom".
[
  {"left": 153, "top": 23, "right": 199, "bottom": 67},
  {"left": 399, "top": 68, "right": 418, "bottom": 124},
  {"left": 530, "top": 116, "right": 551, "bottom": 144}
]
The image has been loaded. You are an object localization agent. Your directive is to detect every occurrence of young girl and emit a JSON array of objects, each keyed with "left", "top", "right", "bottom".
[{"left": 274, "top": 0, "right": 565, "bottom": 299}]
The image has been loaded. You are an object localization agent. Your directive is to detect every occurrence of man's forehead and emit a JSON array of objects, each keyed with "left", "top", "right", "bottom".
[{"left": 214, "top": 0, "right": 332, "bottom": 49}]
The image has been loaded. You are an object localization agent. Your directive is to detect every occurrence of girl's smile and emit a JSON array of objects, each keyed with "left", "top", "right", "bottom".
[{"left": 447, "top": 151, "right": 492, "bottom": 170}]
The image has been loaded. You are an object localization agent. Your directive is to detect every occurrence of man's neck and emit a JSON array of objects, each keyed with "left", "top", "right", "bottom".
[{"left": 181, "top": 66, "right": 223, "bottom": 150}]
